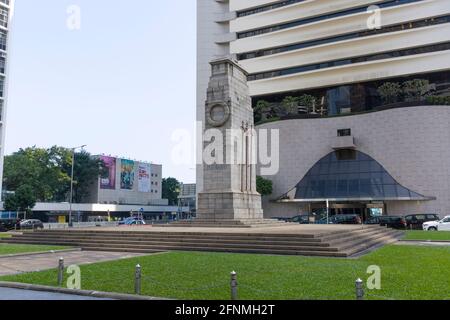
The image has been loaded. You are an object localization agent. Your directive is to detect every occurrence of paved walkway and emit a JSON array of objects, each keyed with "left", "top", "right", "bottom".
[
  {"left": 397, "top": 240, "right": 450, "bottom": 247},
  {"left": 0, "top": 287, "right": 111, "bottom": 300},
  {"left": 0, "top": 251, "right": 144, "bottom": 276}
]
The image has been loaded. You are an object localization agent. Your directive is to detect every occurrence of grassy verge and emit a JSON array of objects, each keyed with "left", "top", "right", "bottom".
[
  {"left": 0, "top": 234, "right": 11, "bottom": 239},
  {"left": 404, "top": 230, "right": 450, "bottom": 241},
  {"left": 0, "top": 243, "right": 70, "bottom": 256},
  {"left": 1, "top": 245, "right": 449, "bottom": 300}
]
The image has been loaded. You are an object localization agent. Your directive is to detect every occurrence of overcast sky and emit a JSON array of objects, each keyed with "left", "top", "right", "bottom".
[{"left": 5, "top": 0, "right": 197, "bottom": 183}]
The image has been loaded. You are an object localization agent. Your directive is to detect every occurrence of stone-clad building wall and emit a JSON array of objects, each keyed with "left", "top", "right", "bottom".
[{"left": 257, "top": 106, "right": 450, "bottom": 218}]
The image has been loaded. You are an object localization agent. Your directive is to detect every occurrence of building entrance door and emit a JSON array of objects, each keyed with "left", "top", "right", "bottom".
[{"left": 310, "top": 202, "right": 385, "bottom": 222}]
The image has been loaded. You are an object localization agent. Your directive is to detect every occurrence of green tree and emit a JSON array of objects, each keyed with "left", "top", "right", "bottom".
[
  {"left": 59, "top": 150, "right": 107, "bottom": 203},
  {"left": 4, "top": 184, "right": 37, "bottom": 213},
  {"left": 3, "top": 146, "right": 106, "bottom": 204},
  {"left": 298, "top": 94, "right": 317, "bottom": 113},
  {"left": 281, "top": 96, "right": 299, "bottom": 115},
  {"left": 162, "top": 177, "right": 181, "bottom": 205},
  {"left": 256, "top": 176, "right": 273, "bottom": 196},
  {"left": 377, "top": 82, "right": 402, "bottom": 105},
  {"left": 403, "top": 79, "right": 430, "bottom": 102},
  {"left": 254, "top": 100, "right": 272, "bottom": 122},
  {"left": 3, "top": 147, "right": 70, "bottom": 202}
]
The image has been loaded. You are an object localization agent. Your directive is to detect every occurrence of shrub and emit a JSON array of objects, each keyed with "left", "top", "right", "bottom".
[
  {"left": 281, "top": 96, "right": 299, "bottom": 115},
  {"left": 377, "top": 82, "right": 402, "bottom": 105},
  {"left": 403, "top": 79, "right": 430, "bottom": 102},
  {"left": 254, "top": 100, "right": 272, "bottom": 122},
  {"left": 426, "top": 96, "right": 450, "bottom": 106},
  {"left": 298, "top": 94, "right": 317, "bottom": 113},
  {"left": 256, "top": 176, "right": 273, "bottom": 196}
]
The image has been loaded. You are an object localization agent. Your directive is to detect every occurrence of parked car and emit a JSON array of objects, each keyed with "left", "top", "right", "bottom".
[
  {"left": 379, "top": 216, "right": 407, "bottom": 230},
  {"left": 19, "top": 219, "right": 44, "bottom": 230},
  {"left": 316, "top": 214, "right": 362, "bottom": 225},
  {"left": 125, "top": 219, "right": 146, "bottom": 226},
  {"left": 118, "top": 217, "right": 138, "bottom": 225},
  {"left": 272, "top": 217, "right": 291, "bottom": 222},
  {"left": 423, "top": 215, "right": 450, "bottom": 231},
  {"left": 404, "top": 214, "right": 440, "bottom": 230},
  {"left": 0, "top": 219, "right": 20, "bottom": 231},
  {"left": 289, "top": 215, "right": 310, "bottom": 224},
  {"left": 365, "top": 216, "right": 382, "bottom": 225}
]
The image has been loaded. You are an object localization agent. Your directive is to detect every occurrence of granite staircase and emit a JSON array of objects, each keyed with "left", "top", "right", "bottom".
[{"left": 2, "top": 226, "right": 403, "bottom": 258}]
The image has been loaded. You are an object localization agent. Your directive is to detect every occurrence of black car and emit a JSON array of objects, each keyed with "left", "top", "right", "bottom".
[
  {"left": 19, "top": 219, "right": 44, "bottom": 230},
  {"left": 317, "top": 214, "right": 362, "bottom": 225},
  {"left": 289, "top": 215, "right": 310, "bottom": 224},
  {"left": 404, "top": 214, "right": 440, "bottom": 230},
  {"left": 0, "top": 219, "right": 20, "bottom": 232},
  {"left": 379, "top": 216, "right": 407, "bottom": 230},
  {"left": 365, "top": 216, "right": 382, "bottom": 225}
]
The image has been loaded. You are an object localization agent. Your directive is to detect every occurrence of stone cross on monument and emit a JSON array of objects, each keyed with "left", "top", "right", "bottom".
[{"left": 197, "top": 58, "right": 264, "bottom": 224}]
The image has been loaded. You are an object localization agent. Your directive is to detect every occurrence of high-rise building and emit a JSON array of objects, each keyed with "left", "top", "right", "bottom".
[
  {"left": 197, "top": 0, "right": 450, "bottom": 219},
  {"left": 0, "top": 0, "right": 14, "bottom": 201}
]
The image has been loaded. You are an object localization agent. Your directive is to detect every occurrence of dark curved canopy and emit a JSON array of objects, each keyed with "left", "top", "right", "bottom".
[{"left": 280, "top": 150, "right": 433, "bottom": 202}]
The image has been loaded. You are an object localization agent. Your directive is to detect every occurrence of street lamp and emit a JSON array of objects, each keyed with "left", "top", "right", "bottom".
[{"left": 68, "top": 145, "right": 87, "bottom": 227}]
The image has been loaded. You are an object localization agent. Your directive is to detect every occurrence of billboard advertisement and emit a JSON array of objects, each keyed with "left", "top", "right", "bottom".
[
  {"left": 120, "top": 159, "right": 135, "bottom": 190},
  {"left": 100, "top": 156, "right": 116, "bottom": 190},
  {"left": 138, "top": 163, "right": 151, "bottom": 193}
]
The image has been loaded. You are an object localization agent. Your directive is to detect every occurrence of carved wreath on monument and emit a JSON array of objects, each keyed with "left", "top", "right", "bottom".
[{"left": 206, "top": 102, "right": 231, "bottom": 127}]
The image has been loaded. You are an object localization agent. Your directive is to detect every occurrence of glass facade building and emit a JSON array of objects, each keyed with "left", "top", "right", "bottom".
[
  {"left": 293, "top": 151, "right": 429, "bottom": 201},
  {"left": 0, "top": 0, "right": 13, "bottom": 202}
]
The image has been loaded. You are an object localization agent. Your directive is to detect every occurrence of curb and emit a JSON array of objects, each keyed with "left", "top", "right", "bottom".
[
  {"left": 0, "top": 248, "right": 82, "bottom": 260},
  {"left": 0, "top": 281, "right": 172, "bottom": 300},
  {"left": 399, "top": 240, "right": 450, "bottom": 243}
]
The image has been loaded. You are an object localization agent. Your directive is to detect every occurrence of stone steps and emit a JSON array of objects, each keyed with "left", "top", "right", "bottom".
[
  {"left": 8, "top": 235, "right": 331, "bottom": 247},
  {"left": 165, "top": 219, "right": 288, "bottom": 228},
  {"left": 2, "top": 226, "right": 403, "bottom": 258}
]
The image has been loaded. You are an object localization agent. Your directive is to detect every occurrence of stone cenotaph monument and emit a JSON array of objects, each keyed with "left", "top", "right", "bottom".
[{"left": 196, "top": 58, "right": 264, "bottom": 225}]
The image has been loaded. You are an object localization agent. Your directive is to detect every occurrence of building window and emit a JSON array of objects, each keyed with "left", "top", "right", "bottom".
[
  {"left": 238, "top": 0, "right": 423, "bottom": 39},
  {"left": 252, "top": 70, "right": 450, "bottom": 120},
  {"left": 238, "top": 15, "right": 450, "bottom": 60},
  {"left": 248, "top": 42, "right": 450, "bottom": 81},
  {"left": 338, "top": 129, "right": 352, "bottom": 137},
  {"left": 293, "top": 150, "right": 428, "bottom": 200}
]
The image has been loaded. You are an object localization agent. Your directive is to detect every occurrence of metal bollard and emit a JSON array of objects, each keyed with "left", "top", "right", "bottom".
[
  {"left": 355, "top": 278, "right": 364, "bottom": 300},
  {"left": 57, "top": 257, "right": 64, "bottom": 287},
  {"left": 230, "top": 271, "right": 238, "bottom": 300},
  {"left": 135, "top": 264, "right": 142, "bottom": 295}
]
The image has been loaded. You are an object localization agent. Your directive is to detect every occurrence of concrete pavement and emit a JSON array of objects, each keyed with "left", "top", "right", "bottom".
[
  {"left": 0, "top": 250, "right": 145, "bottom": 276},
  {"left": 0, "top": 287, "right": 111, "bottom": 300}
]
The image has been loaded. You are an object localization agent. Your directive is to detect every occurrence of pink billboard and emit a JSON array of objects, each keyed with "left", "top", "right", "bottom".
[{"left": 100, "top": 156, "right": 116, "bottom": 190}]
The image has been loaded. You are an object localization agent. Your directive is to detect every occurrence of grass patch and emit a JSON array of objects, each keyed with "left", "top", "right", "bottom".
[
  {"left": 0, "top": 234, "right": 11, "bottom": 239},
  {"left": 404, "top": 230, "right": 450, "bottom": 241},
  {"left": 0, "top": 243, "right": 69, "bottom": 256},
  {"left": 1, "top": 245, "right": 449, "bottom": 300}
]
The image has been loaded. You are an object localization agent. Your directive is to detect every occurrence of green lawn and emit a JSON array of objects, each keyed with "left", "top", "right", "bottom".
[
  {"left": 0, "top": 243, "right": 69, "bottom": 256},
  {"left": 404, "top": 230, "right": 450, "bottom": 241},
  {"left": 0, "top": 234, "right": 11, "bottom": 239},
  {"left": 1, "top": 245, "right": 449, "bottom": 300}
]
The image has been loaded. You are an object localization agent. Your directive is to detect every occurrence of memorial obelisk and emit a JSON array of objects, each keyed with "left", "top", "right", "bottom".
[{"left": 196, "top": 58, "right": 264, "bottom": 224}]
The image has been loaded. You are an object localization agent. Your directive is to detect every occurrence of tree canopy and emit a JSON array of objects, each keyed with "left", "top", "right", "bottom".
[
  {"left": 256, "top": 176, "right": 273, "bottom": 196},
  {"left": 162, "top": 177, "right": 181, "bottom": 205},
  {"left": 3, "top": 146, "right": 105, "bottom": 207}
]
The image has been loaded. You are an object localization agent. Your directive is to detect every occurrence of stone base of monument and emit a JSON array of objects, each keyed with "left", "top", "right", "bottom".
[
  {"left": 165, "top": 218, "right": 287, "bottom": 228},
  {"left": 196, "top": 192, "right": 264, "bottom": 220},
  {"left": 168, "top": 191, "right": 285, "bottom": 228}
]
